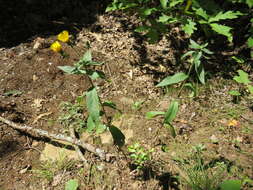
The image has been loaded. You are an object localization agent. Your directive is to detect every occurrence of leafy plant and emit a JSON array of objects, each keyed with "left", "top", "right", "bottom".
[
  {"left": 156, "top": 39, "right": 213, "bottom": 97},
  {"left": 178, "top": 144, "right": 229, "bottom": 190},
  {"left": 106, "top": 0, "right": 246, "bottom": 42},
  {"left": 229, "top": 70, "right": 253, "bottom": 101},
  {"left": 146, "top": 100, "right": 179, "bottom": 137},
  {"left": 128, "top": 142, "right": 153, "bottom": 170}
]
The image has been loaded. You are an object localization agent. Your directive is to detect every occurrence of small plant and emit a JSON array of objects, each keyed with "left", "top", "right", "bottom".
[
  {"left": 229, "top": 70, "right": 253, "bottom": 100},
  {"left": 146, "top": 100, "right": 179, "bottom": 137},
  {"left": 178, "top": 144, "right": 228, "bottom": 190},
  {"left": 33, "top": 153, "right": 75, "bottom": 182},
  {"left": 128, "top": 143, "right": 153, "bottom": 170},
  {"left": 58, "top": 96, "right": 85, "bottom": 134}
]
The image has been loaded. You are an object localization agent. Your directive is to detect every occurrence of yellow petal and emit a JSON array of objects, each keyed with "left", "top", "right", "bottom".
[
  {"left": 50, "top": 41, "right": 62, "bottom": 52},
  {"left": 57, "top": 30, "right": 69, "bottom": 43},
  {"left": 227, "top": 119, "right": 239, "bottom": 127}
]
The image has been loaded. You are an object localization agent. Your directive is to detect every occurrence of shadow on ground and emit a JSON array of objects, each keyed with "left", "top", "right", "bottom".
[{"left": 0, "top": 0, "right": 110, "bottom": 48}]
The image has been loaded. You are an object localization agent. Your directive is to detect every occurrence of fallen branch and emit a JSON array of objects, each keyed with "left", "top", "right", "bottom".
[
  {"left": 0, "top": 116, "right": 114, "bottom": 161},
  {"left": 69, "top": 125, "right": 88, "bottom": 163}
]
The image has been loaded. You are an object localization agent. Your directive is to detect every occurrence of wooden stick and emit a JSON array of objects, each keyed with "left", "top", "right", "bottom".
[{"left": 0, "top": 116, "right": 114, "bottom": 161}]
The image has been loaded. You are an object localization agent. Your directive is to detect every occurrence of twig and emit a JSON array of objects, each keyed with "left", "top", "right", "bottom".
[
  {"left": 69, "top": 125, "right": 88, "bottom": 163},
  {"left": 0, "top": 116, "right": 114, "bottom": 161}
]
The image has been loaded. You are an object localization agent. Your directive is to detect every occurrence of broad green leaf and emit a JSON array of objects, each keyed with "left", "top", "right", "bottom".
[
  {"left": 109, "top": 125, "right": 125, "bottom": 147},
  {"left": 210, "top": 23, "right": 233, "bottom": 42},
  {"left": 231, "top": 56, "right": 245, "bottom": 64},
  {"left": 87, "top": 116, "right": 96, "bottom": 133},
  {"left": 233, "top": 70, "right": 251, "bottom": 85},
  {"left": 219, "top": 180, "right": 241, "bottom": 190},
  {"left": 58, "top": 66, "right": 75, "bottom": 74},
  {"left": 247, "top": 37, "right": 253, "bottom": 48},
  {"left": 164, "top": 100, "right": 179, "bottom": 124},
  {"left": 169, "top": 0, "right": 184, "bottom": 7},
  {"left": 182, "top": 19, "right": 197, "bottom": 36},
  {"left": 229, "top": 90, "right": 241, "bottom": 96},
  {"left": 146, "top": 111, "right": 165, "bottom": 119},
  {"left": 164, "top": 123, "right": 176, "bottom": 138},
  {"left": 86, "top": 87, "right": 100, "bottom": 121},
  {"left": 202, "top": 48, "right": 213, "bottom": 55},
  {"left": 156, "top": 72, "right": 188, "bottom": 87},
  {"left": 209, "top": 11, "right": 243, "bottom": 23},
  {"left": 65, "top": 179, "right": 79, "bottom": 190},
  {"left": 194, "top": 8, "right": 209, "bottom": 20},
  {"left": 160, "top": 0, "right": 168, "bottom": 9},
  {"left": 81, "top": 50, "right": 92, "bottom": 62}
]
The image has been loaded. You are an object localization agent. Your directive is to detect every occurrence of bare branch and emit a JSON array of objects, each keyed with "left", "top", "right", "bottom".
[{"left": 0, "top": 116, "right": 114, "bottom": 162}]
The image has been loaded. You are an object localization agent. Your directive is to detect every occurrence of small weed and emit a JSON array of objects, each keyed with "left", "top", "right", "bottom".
[
  {"left": 33, "top": 153, "right": 75, "bottom": 182},
  {"left": 128, "top": 143, "right": 153, "bottom": 170}
]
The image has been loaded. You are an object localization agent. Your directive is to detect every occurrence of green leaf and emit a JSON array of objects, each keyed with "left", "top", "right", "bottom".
[
  {"left": 158, "top": 14, "right": 177, "bottom": 23},
  {"left": 169, "top": 0, "right": 184, "bottom": 7},
  {"left": 160, "top": 0, "right": 168, "bottom": 9},
  {"left": 189, "top": 39, "right": 202, "bottom": 49},
  {"left": 87, "top": 116, "right": 96, "bottom": 133},
  {"left": 156, "top": 72, "right": 188, "bottom": 87},
  {"left": 246, "top": 0, "right": 253, "bottom": 8},
  {"left": 164, "top": 100, "right": 179, "bottom": 124},
  {"left": 247, "top": 37, "right": 253, "bottom": 48},
  {"left": 96, "top": 123, "right": 106, "bottom": 134},
  {"left": 229, "top": 90, "right": 241, "bottom": 96},
  {"left": 194, "top": 52, "right": 205, "bottom": 84},
  {"left": 81, "top": 50, "right": 92, "bottom": 62},
  {"left": 209, "top": 11, "right": 243, "bottom": 23},
  {"left": 58, "top": 66, "right": 76, "bottom": 74},
  {"left": 233, "top": 70, "right": 251, "bottom": 85},
  {"left": 194, "top": 8, "right": 209, "bottom": 20},
  {"left": 164, "top": 123, "right": 176, "bottom": 138},
  {"left": 65, "top": 179, "right": 79, "bottom": 190},
  {"left": 135, "top": 25, "right": 150, "bottom": 32},
  {"left": 181, "top": 50, "right": 195, "bottom": 60},
  {"left": 109, "top": 125, "right": 125, "bottom": 147},
  {"left": 210, "top": 23, "right": 233, "bottom": 42},
  {"left": 219, "top": 180, "right": 241, "bottom": 190},
  {"left": 146, "top": 111, "right": 165, "bottom": 119},
  {"left": 139, "top": 8, "right": 157, "bottom": 17},
  {"left": 86, "top": 87, "right": 100, "bottom": 121},
  {"left": 182, "top": 19, "right": 197, "bottom": 36}
]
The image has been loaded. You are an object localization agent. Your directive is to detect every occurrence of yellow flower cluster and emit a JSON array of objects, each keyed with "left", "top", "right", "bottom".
[{"left": 50, "top": 30, "right": 69, "bottom": 53}]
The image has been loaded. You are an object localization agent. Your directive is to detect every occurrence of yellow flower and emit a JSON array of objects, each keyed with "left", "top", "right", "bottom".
[
  {"left": 50, "top": 41, "right": 62, "bottom": 52},
  {"left": 227, "top": 119, "right": 239, "bottom": 127},
  {"left": 57, "top": 30, "right": 69, "bottom": 43}
]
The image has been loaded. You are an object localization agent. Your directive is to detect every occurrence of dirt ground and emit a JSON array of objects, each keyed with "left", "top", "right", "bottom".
[{"left": 0, "top": 1, "right": 253, "bottom": 190}]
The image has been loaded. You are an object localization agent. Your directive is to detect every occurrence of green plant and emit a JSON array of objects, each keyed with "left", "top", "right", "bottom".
[
  {"left": 146, "top": 100, "right": 179, "bottom": 137},
  {"left": 128, "top": 142, "right": 153, "bottom": 170},
  {"left": 229, "top": 70, "right": 253, "bottom": 102},
  {"left": 178, "top": 144, "right": 228, "bottom": 190},
  {"left": 106, "top": 0, "right": 247, "bottom": 43},
  {"left": 33, "top": 153, "right": 75, "bottom": 182},
  {"left": 58, "top": 96, "right": 86, "bottom": 134}
]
